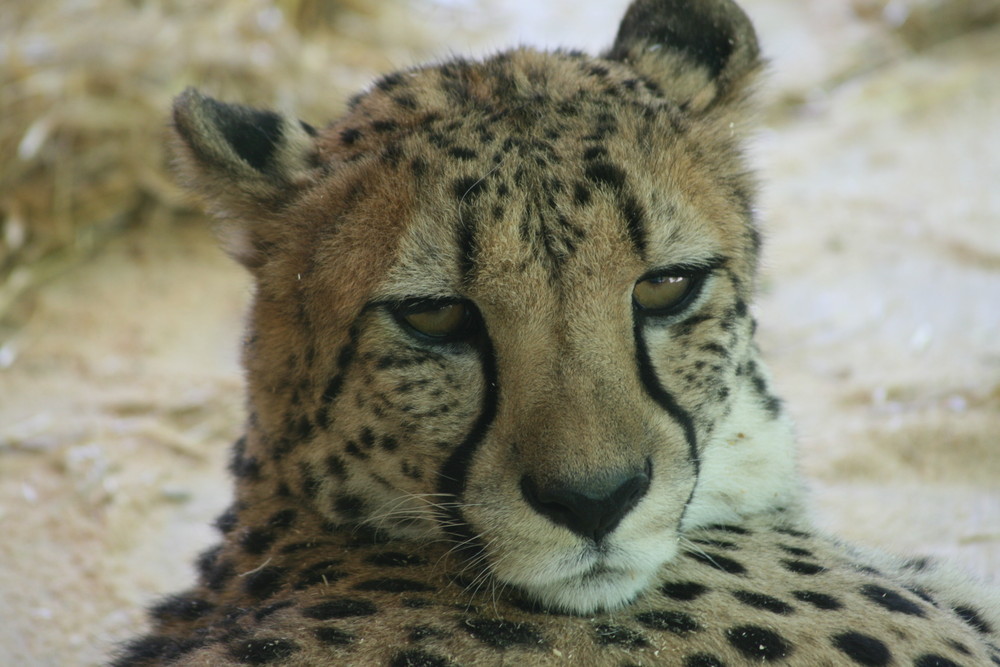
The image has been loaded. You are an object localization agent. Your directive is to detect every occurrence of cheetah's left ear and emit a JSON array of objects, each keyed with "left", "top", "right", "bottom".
[
  {"left": 607, "top": 0, "right": 761, "bottom": 113},
  {"left": 170, "top": 88, "right": 322, "bottom": 267}
]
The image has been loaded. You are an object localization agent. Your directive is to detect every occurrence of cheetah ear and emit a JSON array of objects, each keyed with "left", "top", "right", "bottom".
[
  {"left": 170, "top": 88, "right": 321, "bottom": 268},
  {"left": 607, "top": 0, "right": 761, "bottom": 113}
]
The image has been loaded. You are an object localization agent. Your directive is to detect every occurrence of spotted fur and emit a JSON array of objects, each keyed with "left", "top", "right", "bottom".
[{"left": 114, "top": 0, "right": 1000, "bottom": 664}]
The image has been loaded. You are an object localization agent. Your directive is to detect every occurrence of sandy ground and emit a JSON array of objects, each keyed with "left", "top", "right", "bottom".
[{"left": 1, "top": 2, "right": 998, "bottom": 664}]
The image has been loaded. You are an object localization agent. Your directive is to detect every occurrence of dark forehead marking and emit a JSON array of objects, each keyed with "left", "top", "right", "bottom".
[{"left": 584, "top": 161, "right": 647, "bottom": 258}]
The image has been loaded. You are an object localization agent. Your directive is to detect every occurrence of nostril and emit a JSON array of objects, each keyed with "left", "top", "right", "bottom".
[{"left": 520, "top": 461, "right": 652, "bottom": 543}]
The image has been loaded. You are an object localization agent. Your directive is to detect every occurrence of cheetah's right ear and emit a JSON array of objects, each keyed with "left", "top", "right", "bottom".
[
  {"left": 170, "top": 88, "right": 321, "bottom": 268},
  {"left": 607, "top": 0, "right": 761, "bottom": 114}
]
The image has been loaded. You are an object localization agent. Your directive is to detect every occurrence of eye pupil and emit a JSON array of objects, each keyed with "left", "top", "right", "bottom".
[{"left": 401, "top": 303, "right": 469, "bottom": 339}]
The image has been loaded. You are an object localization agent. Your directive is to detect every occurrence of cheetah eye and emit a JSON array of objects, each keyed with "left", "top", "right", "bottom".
[
  {"left": 632, "top": 272, "right": 701, "bottom": 315},
  {"left": 394, "top": 299, "right": 474, "bottom": 341}
]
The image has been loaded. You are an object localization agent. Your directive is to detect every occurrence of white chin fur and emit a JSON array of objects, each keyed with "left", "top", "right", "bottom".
[
  {"left": 494, "top": 532, "right": 678, "bottom": 615},
  {"left": 521, "top": 566, "right": 660, "bottom": 615}
]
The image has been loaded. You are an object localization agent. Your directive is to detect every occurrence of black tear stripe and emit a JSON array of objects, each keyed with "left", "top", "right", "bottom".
[
  {"left": 435, "top": 333, "right": 499, "bottom": 556},
  {"left": 633, "top": 319, "right": 699, "bottom": 475}
]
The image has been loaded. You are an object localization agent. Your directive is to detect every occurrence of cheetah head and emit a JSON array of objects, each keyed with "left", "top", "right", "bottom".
[{"left": 170, "top": 0, "right": 799, "bottom": 614}]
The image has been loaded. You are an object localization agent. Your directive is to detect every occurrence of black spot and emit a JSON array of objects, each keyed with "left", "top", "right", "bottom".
[
  {"left": 293, "top": 415, "right": 314, "bottom": 442},
  {"left": 584, "top": 161, "right": 626, "bottom": 190},
  {"left": 380, "top": 435, "right": 399, "bottom": 451},
  {"left": 313, "top": 626, "right": 355, "bottom": 646},
  {"left": 953, "top": 604, "right": 993, "bottom": 634},
  {"left": 111, "top": 636, "right": 204, "bottom": 666},
  {"left": 294, "top": 560, "right": 348, "bottom": 589},
  {"left": 402, "top": 597, "right": 432, "bottom": 608},
  {"left": 448, "top": 146, "right": 477, "bottom": 160},
  {"left": 322, "top": 374, "right": 344, "bottom": 406},
  {"left": 781, "top": 559, "right": 826, "bottom": 575},
  {"left": 243, "top": 566, "right": 288, "bottom": 600},
  {"left": 353, "top": 578, "right": 435, "bottom": 593},
  {"left": 377, "top": 72, "right": 404, "bottom": 91},
  {"left": 325, "top": 455, "right": 348, "bottom": 479},
  {"left": 333, "top": 494, "right": 365, "bottom": 519},
  {"left": 227, "top": 638, "right": 299, "bottom": 664},
  {"left": 394, "top": 94, "right": 418, "bottom": 110},
  {"left": 907, "top": 586, "right": 937, "bottom": 605},
  {"left": 791, "top": 590, "right": 843, "bottom": 610},
  {"left": 573, "top": 182, "right": 592, "bottom": 206},
  {"left": 859, "top": 585, "right": 926, "bottom": 617},
  {"left": 366, "top": 552, "right": 428, "bottom": 567},
  {"left": 583, "top": 146, "right": 607, "bottom": 160},
  {"left": 267, "top": 509, "right": 297, "bottom": 530},
  {"left": 594, "top": 623, "right": 648, "bottom": 648},
  {"left": 359, "top": 428, "right": 376, "bottom": 449},
  {"left": 620, "top": 195, "right": 648, "bottom": 255},
  {"left": 254, "top": 600, "right": 294, "bottom": 621},
  {"left": 302, "top": 598, "right": 377, "bottom": 620},
  {"left": 344, "top": 441, "right": 367, "bottom": 459},
  {"left": 683, "top": 551, "right": 747, "bottom": 575},
  {"left": 390, "top": 650, "right": 456, "bottom": 667},
  {"left": 726, "top": 625, "right": 791, "bottom": 660},
  {"left": 197, "top": 546, "right": 235, "bottom": 592},
  {"left": 947, "top": 640, "right": 971, "bottom": 656},
  {"left": 660, "top": 581, "right": 709, "bottom": 601},
  {"left": 151, "top": 595, "right": 214, "bottom": 623},
  {"left": 635, "top": 610, "right": 700, "bottom": 634},
  {"left": 684, "top": 654, "right": 725, "bottom": 667},
  {"left": 731, "top": 590, "right": 794, "bottom": 614},
  {"left": 831, "top": 632, "right": 892, "bottom": 666},
  {"left": 372, "top": 119, "right": 399, "bottom": 133},
  {"left": 779, "top": 544, "right": 813, "bottom": 557},
  {"left": 452, "top": 176, "right": 487, "bottom": 202},
  {"left": 463, "top": 617, "right": 545, "bottom": 649},
  {"left": 340, "top": 128, "right": 362, "bottom": 146},
  {"left": 240, "top": 528, "right": 276, "bottom": 555},
  {"left": 914, "top": 656, "right": 961, "bottom": 667},
  {"left": 382, "top": 143, "right": 404, "bottom": 166},
  {"left": 229, "top": 437, "right": 260, "bottom": 480},
  {"left": 214, "top": 507, "right": 239, "bottom": 534},
  {"left": 299, "top": 463, "right": 323, "bottom": 499},
  {"left": 902, "top": 556, "right": 932, "bottom": 571}
]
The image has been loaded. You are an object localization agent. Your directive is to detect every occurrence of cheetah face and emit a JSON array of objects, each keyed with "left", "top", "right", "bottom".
[{"left": 171, "top": 0, "right": 797, "bottom": 614}]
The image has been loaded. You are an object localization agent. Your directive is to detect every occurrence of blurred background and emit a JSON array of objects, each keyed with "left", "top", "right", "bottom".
[{"left": 1, "top": 0, "right": 998, "bottom": 663}]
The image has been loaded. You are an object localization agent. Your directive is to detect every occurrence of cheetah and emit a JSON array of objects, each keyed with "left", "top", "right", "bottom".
[{"left": 113, "top": 0, "right": 1000, "bottom": 664}]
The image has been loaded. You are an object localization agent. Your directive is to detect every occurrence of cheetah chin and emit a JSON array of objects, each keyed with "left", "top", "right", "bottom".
[{"left": 502, "top": 540, "right": 677, "bottom": 615}]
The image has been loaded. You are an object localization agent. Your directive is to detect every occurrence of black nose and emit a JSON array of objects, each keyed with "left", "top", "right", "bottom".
[{"left": 520, "top": 460, "right": 652, "bottom": 543}]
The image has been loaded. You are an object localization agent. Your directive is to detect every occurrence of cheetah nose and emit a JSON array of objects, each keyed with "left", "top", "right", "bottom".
[{"left": 520, "top": 459, "right": 652, "bottom": 543}]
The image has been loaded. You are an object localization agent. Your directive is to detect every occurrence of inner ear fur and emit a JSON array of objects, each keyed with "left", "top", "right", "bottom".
[
  {"left": 169, "top": 88, "right": 321, "bottom": 268},
  {"left": 607, "top": 0, "right": 761, "bottom": 113}
]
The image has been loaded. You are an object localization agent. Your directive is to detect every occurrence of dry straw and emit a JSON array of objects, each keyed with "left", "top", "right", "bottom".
[{"left": 0, "top": 0, "right": 430, "bottom": 320}]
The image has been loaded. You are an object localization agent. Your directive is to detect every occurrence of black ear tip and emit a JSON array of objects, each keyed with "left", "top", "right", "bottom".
[
  {"left": 612, "top": 0, "right": 758, "bottom": 79},
  {"left": 170, "top": 89, "right": 288, "bottom": 175}
]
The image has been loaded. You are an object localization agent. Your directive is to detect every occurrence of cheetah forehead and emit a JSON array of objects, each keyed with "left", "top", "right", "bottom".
[{"left": 317, "top": 50, "right": 760, "bottom": 304}]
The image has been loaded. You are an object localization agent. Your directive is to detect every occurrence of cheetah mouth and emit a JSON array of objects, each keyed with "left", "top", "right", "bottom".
[{"left": 495, "top": 541, "right": 671, "bottom": 615}]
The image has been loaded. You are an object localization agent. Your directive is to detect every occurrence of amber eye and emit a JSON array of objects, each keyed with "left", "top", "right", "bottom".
[
  {"left": 633, "top": 274, "right": 693, "bottom": 313},
  {"left": 399, "top": 301, "right": 471, "bottom": 339}
]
